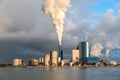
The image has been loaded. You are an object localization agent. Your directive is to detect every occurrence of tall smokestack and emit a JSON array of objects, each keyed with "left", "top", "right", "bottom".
[
  {"left": 43, "top": 0, "right": 70, "bottom": 46},
  {"left": 58, "top": 45, "right": 63, "bottom": 60}
]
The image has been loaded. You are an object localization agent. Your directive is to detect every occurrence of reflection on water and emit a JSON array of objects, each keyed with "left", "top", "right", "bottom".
[{"left": 0, "top": 67, "right": 120, "bottom": 80}]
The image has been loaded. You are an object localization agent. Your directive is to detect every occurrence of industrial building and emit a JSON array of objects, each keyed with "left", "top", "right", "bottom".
[
  {"left": 77, "top": 42, "right": 89, "bottom": 58},
  {"left": 77, "top": 41, "right": 89, "bottom": 64}
]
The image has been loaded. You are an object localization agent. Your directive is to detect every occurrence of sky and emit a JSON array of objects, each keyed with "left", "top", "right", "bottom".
[{"left": 0, "top": 0, "right": 120, "bottom": 63}]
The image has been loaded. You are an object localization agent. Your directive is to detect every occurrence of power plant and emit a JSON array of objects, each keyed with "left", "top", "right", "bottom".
[
  {"left": 9, "top": 40, "right": 118, "bottom": 68},
  {"left": 9, "top": 39, "right": 119, "bottom": 68},
  {"left": 9, "top": 32, "right": 118, "bottom": 67}
]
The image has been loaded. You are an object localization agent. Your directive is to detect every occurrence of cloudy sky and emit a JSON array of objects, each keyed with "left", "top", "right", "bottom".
[{"left": 0, "top": 0, "right": 120, "bottom": 63}]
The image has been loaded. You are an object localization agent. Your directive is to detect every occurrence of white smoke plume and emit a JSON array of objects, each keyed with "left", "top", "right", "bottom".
[
  {"left": 43, "top": 0, "right": 70, "bottom": 45},
  {"left": 90, "top": 43, "right": 103, "bottom": 57},
  {"left": 105, "top": 42, "right": 120, "bottom": 58}
]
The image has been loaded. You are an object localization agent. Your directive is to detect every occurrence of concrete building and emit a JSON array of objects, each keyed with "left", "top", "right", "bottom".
[
  {"left": 50, "top": 50, "right": 58, "bottom": 66},
  {"left": 45, "top": 54, "right": 50, "bottom": 66},
  {"left": 29, "top": 59, "right": 39, "bottom": 66},
  {"left": 72, "top": 49, "right": 80, "bottom": 62},
  {"left": 12, "top": 59, "right": 23, "bottom": 67}
]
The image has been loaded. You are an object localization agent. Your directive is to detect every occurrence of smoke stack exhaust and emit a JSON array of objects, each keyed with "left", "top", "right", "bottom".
[{"left": 43, "top": 0, "right": 70, "bottom": 46}]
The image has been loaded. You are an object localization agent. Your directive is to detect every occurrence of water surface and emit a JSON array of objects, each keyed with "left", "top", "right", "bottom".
[{"left": 0, "top": 67, "right": 120, "bottom": 80}]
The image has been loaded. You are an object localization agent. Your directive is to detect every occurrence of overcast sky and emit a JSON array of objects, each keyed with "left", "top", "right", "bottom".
[{"left": 0, "top": 0, "right": 120, "bottom": 63}]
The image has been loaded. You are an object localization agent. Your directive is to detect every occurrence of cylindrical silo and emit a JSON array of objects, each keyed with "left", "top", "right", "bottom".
[
  {"left": 12, "top": 59, "right": 23, "bottom": 67},
  {"left": 45, "top": 54, "right": 50, "bottom": 66},
  {"left": 51, "top": 50, "right": 58, "bottom": 66}
]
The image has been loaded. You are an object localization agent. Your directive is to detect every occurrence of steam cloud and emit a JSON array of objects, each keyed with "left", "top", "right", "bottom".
[
  {"left": 90, "top": 43, "right": 103, "bottom": 57},
  {"left": 105, "top": 42, "right": 120, "bottom": 58},
  {"left": 43, "top": 0, "right": 70, "bottom": 45}
]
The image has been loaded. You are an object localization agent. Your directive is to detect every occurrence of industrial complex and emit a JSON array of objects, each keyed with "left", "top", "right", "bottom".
[{"left": 9, "top": 40, "right": 118, "bottom": 68}]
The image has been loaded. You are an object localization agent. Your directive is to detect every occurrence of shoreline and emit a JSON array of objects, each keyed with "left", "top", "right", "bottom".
[{"left": 0, "top": 64, "right": 120, "bottom": 69}]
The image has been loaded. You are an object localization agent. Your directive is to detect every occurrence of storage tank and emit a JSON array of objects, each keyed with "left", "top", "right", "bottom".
[
  {"left": 29, "top": 59, "right": 39, "bottom": 66},
  {"left": 45, "top": 54, "right": 50, "bottom": 66},
  {"left": 12, "top": 59, "right": 23, "bottom": 67},
  {"left": 51, "top": 50, "right": 58, "bottom": 66}
]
